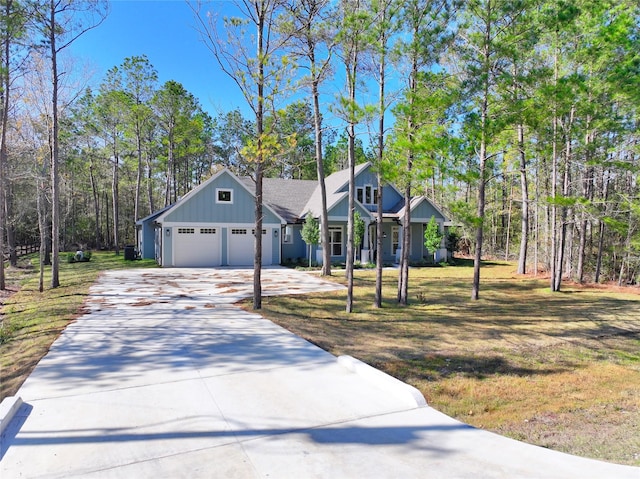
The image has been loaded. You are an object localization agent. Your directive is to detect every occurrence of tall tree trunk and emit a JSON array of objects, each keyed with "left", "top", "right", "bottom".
[
  {"left": 344, "top": 7, "right": 359, "bottom": 313},
  {"left": 553, "top": 107, "right": 574, "bottom": 292},
  {"left": 471, "top": 10, "right": 491, "bottom": 301},
  {"left": 517, "top": 122, "right": 529, "bottom": 274},
  {"left": 374, "top": 169, "right": 383, "bottom": 308},
  {"left": 549, "top": 39, "right": 559, "bottom": 292},
  {"left": 37, "top": 178, "right": 47, "bottom": 293},
  {"left": 49, "top": 0, "right": 60, "bottom": 288},
  {"left": 398, "top": 25, "right": 417, "bottom": 306},
  {"left": 89, "top": 156, "right": 101, "bottom": 247},
  {"left": 146, "top": 151, "right": 154, "bottom": 213},
  {"left": 398, "top": 183, "right": 411, "bottom": 305},
  {"left": 374, "top": 5, "right": 386, "bottom": 308},
  {"left": 346, "top": 119, "right": 356, "bottom": 313},
  {"left": 134, "top": 130, "right": 143, "bottom": 221},
  {"left": 576, "top": 128, "right": 593, "bottom": 283},
  {"left": 112, "top": 150, "right": 120, "bottom": 255},
  {"left": 594, "top": 172, "right": 609, "bottom": 283},
  {"left": 253, "top": 7, "right": 265, "bottom": 311},
  {"left": 0, "top": 0, "right": 9, "bottom": 289},
  {"left": 311, "top": 74, "right": 330, "bottom": 276}
]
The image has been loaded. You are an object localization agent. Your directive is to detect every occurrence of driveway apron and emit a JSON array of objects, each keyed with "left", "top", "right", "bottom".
[{"left": 1, "top": 268, "right": 637, "bottom": 478}]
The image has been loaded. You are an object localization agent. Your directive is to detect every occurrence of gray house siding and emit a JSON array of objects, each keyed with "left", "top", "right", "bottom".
[
  {"left": 282, "top": 225, "right": 307, "bottom": 262},
  {"left": 221, "top": 227, "right": 228, "bottom": 265},
  {"left": 411, "top": 200, "right": 446, "bottom": 222},
  {"left": 410, "top": 223, "right": 424, "bottom": 261},
  {"left": 271, "top": 228, "right": 280, "bottom": 264},
  {"left": 163, "top": 227, "right": 173, "bottom": 266},
  {"left": 164, "top": 171, "right": 281, "bottom": 225},
  {"left": 138, "top": 220, "right": 155, "bottom": 259},
  {"left": 328, "top": 196, "right": 372, "bottom": 220},
  {"left": 381, "top": 185, "right": 403, "bottom": 212}
]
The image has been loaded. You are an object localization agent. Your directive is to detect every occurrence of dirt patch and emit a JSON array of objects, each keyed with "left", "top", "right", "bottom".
[{"left": 132, "top": 300, "right": 154, "bottom": 307}]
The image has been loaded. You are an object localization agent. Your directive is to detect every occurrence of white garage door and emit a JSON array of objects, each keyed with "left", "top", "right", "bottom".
[
  {"left": 228, "top": 228, "right": 273, "bottom": 266},
  {"left": 173, "top": 227, "right": 221, "bottom": 267}
]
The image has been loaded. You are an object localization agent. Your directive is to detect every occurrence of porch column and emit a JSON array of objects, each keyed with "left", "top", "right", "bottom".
[
  {"left": 361, "top": 219, "right": 371, "bottom": 263},
  {"left": 396, "top": 223, "right": 403, "bottom": 262}
]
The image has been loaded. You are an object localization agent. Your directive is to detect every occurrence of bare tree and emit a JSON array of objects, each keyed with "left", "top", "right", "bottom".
[
  {"left": 31, "top": 0, "right": 107, "bottom": 287},
  {"left": 282, "top": 0, "right": 335, "bottom": 276},
  {"left": 190, "top": 0, "right": 293, "bottom": 309},
  {"left": 0, "top": 0, "right": 27, "bottom": 289},
  {"left": 334, "top": 0, "right": 373, "bottom": 313}
]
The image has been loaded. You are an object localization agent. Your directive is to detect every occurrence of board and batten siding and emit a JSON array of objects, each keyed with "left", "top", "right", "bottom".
[
  {"left": 328, "top": 196, "right": 373, "bottom": 220},
  {"left": 163, "top": 171, "right": 281, "bottom": 225},
  {"left": 410, "top": 198, "right": 446, "bottom": 223}
]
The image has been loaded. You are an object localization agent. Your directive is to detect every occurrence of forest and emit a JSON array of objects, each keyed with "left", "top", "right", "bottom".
[{"left": 0, "top": 0, "right": 638, "bottom": 295}]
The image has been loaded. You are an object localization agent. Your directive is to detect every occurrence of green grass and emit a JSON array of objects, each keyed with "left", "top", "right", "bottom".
[
  {"left": 0, "top": 252, "right": 157, "bottom": 400},
  {"left": 252, "top": 261, "right": 640, "bottom": 466}
]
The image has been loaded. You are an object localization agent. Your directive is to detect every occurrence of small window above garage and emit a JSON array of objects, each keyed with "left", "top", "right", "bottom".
[{"left": 216, "top": 188, "right": 233, "bottom": 204}]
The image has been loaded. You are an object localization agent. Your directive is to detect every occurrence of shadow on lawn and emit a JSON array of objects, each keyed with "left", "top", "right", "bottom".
[{"left": 379, "top": 353, "right": 565, "bottom": 381}]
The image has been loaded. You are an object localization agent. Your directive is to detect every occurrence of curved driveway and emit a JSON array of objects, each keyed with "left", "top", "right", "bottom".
[{"left": 1, "top": 267, "right": 637, "bottom": 478}]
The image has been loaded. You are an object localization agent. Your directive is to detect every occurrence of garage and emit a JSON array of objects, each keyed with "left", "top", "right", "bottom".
[
  {"left": 173, "top": 227, "right": 221, "bottom": 267},
  {"left": 147, "top": 169, "right": 285, "bottom": 268},
  {"left": 228, "top": 228, "right": 272, "bottom": 266}
]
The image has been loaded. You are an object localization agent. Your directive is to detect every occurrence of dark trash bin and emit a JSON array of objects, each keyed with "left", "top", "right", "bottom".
[{"left": 124, "top": 245, "right": 136, "bottom": 261}]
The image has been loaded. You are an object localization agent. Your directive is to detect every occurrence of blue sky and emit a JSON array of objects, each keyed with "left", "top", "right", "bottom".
[
  {"left": 69, "top": 0, "right": 393, "bottom": 141},
  {"left": 70, "top": 0, "right": 247, "bottom": 118}
]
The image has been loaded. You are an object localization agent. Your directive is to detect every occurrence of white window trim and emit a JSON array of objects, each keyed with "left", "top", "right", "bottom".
[
  {"left": 356, "top": 185, "right": 378, "bottom": 206},
  {"left": 329, "top": 226, "right": 343, "bottom": 257},
  {"left": 391, "top": 225, "right": 400, "bottom": 255},
  {"left": 216, "top": 188, "right": 234, "bottom": 204},
  {"left": 283, "top": 225, "right": 293, "bottom": 244},
  {"left": 365, "top": 184, "right": 373, "bottom": 205}
]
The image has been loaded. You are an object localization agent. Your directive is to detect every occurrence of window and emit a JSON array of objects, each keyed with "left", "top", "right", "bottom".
[
  {"left": 216, "top": 188, "right": 233, "bottom": 204},
  {"left": 391, "top": 226, "right": 400, "bottom": 255},
  {"left": 283, "top": 225, "right": 293, "bottom": 244},
  {"left": 178, "top": 228, "right": 195, "bottom": 234},
  {"left": 200, "top": 228, "right": 216, "bottom": 234},
  {"left": 356, "top": 185, "right": 377, "bottom": 205},
  {"left": 231, "top": 229, "right": 247, "bottom": 235},
  {"left": 329, "top": 227, "right": 343, "bottom": 256}
]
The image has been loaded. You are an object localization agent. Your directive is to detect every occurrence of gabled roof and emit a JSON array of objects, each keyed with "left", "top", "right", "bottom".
[
  {"left": 301, "top": 162, "right": 372, "bottom": 218},
  {"left": 136, "top": 203, "right": 173, "bottom": 226},
  {"left": 139, "top": 163, "right": 449, "bottom": 227},
  {"left": 240, "top": 177, "right": 317, "bottom": 224},
  {"left": 155, "top": 168, "right": 286, "bottom": 225},
  {"left": 396, "top": 195, "right": 449, "bottom": 221}
]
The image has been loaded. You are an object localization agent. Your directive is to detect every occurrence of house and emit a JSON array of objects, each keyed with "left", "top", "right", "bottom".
[{"left": 136, "top": 162, "right": 451, "bottom": 267}]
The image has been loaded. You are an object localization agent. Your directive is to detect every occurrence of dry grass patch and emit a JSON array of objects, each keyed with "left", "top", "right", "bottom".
[{"left": 254, "top": 261, "right": 640, "bottom": 466}]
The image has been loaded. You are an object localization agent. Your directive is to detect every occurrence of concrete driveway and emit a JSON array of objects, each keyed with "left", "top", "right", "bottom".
[{"left": 1, "top": 267, "right": 638, "bottom": 478}]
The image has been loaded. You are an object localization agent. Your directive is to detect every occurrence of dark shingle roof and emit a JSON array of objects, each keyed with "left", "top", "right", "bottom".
[{"left": 240, "top": 177, "right": 318, "bottom": 223}]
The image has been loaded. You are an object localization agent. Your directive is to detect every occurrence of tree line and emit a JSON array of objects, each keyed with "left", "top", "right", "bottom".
[{"left": 0, "top": 0, "right": 638, "bottom": 307}]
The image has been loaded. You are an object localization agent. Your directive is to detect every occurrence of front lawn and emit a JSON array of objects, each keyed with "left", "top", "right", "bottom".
[{"left": 253, "top": 261, "right": 640, "bottom": 466}]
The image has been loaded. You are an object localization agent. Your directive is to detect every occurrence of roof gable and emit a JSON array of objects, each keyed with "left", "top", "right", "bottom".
[{"left": 156, "top": 169, "right": 285, "bottom": 225}]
